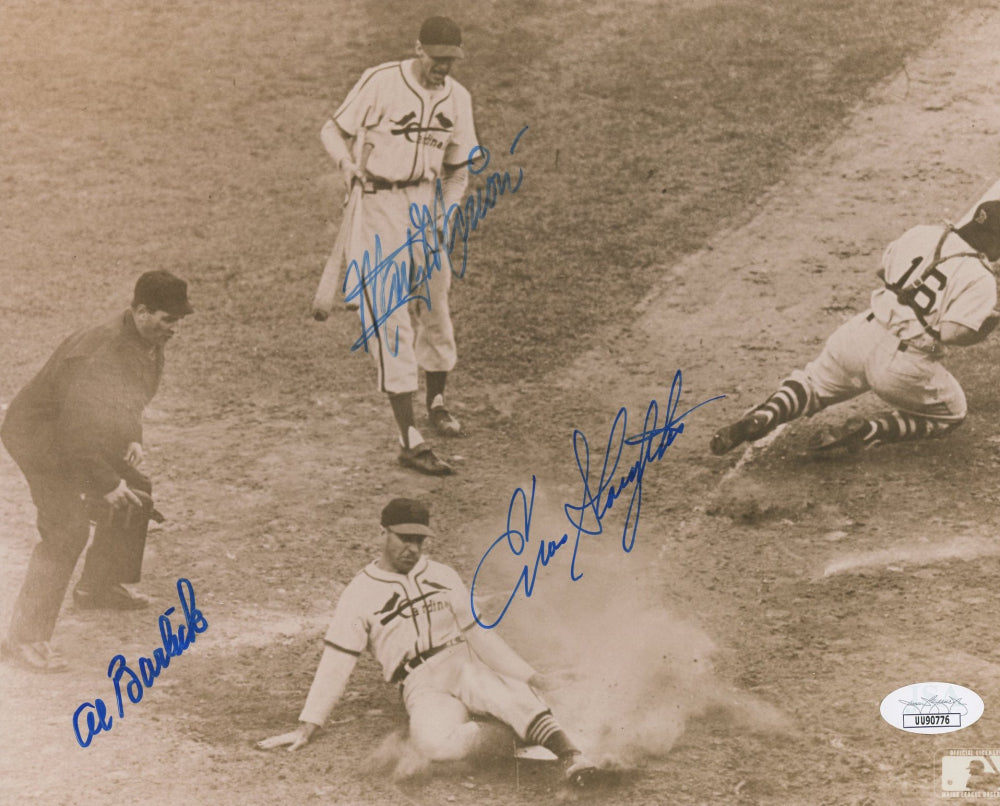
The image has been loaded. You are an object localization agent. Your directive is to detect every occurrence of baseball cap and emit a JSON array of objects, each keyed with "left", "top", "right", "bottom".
[
  {"left": 419, "top": 16, "right": 464, "bottom": 59},
  {"left": 133, "top": 270, "right": 194, "bottom": 316},
  {"left": 971, "top": 200, "right": 1000, "bottom": 235},
  {"left": 381, "top": 498, "right": 435, "bottom": 537}
]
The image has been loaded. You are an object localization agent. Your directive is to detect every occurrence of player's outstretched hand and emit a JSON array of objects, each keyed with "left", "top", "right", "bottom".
[{"left": 257, "top": 723, "right": 317, "bottom": 752}]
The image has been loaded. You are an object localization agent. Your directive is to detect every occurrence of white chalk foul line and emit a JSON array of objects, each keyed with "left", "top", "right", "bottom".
[
  {"left": 822, "top": 534, "right": 1000, "bottom": 577},
  {"left": 719, "top": 423, "right": 788, "bottom": 484}
]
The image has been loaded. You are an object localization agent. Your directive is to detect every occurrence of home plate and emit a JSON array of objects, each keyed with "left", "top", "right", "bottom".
[{"left": 514, "top": 745, "right": 557, "bottom": 761}]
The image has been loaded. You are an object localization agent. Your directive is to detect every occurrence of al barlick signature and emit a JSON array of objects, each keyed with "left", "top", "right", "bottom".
[{"left": 72, "top": 578, "right": 208, "bottom": 748}]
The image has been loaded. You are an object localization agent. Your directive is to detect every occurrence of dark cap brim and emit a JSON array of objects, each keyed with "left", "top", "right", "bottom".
[
  {"left": 422, "top": 44, "right": 464, "bottom": 59},
  {"left": 387, "top": 523, "right": 434, "bottom": 537}
]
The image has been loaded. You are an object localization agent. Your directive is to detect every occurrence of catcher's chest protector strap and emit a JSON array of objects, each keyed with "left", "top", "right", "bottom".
[{"left": 879, "top": 225, "right": 991, "bottom": 341}]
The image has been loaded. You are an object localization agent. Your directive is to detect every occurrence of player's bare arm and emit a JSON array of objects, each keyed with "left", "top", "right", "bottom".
[
  {"left": 939, "top": 312, "right": 1000, "bottom": 345},
  {"left": 258, "top": 642, "right": 359, "bottom": 752}
]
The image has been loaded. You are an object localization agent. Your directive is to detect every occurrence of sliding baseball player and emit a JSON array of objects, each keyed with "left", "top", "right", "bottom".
[
  {"left": 257, "top": 498, "right": 598, "bottom": 789},
  {"left": 711, "top": 198, "right": 1000, "bottom": 455}
]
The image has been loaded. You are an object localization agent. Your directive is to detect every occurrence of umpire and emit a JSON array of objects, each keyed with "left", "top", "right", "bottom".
[{"left": 1, "top": 270, "right": 193, "bottom": 673}]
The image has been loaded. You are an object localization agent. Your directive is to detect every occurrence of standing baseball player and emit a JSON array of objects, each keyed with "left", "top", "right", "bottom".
[
  {"left": 319, "top": 16, "right": 479, "bottom": 476},
  {"left": 1, "top": 271, "right": 192, "bottom": 672},
  {"left": 257, "top": 498, "right": 598, "bottom": 789},
  {"left": 711, "top": 200, "right": 1000, "bottom": 455}
]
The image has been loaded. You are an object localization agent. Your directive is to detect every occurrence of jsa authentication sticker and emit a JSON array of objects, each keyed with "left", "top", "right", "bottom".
[{"left": 880, "top": 682, "right": 984, "bottom": 734}]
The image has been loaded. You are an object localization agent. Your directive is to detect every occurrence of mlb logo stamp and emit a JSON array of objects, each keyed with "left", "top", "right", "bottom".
[{"left": 940, "top": 751, "right": 1000, "bottom": 798}]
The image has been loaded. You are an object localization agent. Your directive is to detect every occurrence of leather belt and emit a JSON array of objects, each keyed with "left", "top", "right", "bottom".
[
  {"left": 865, "top": 311, "right": 908, "bottom": 352},
  {"left": 391, "top": 637, "right": 465, "bottom": 684},
  {"left": 369, "top": 178, "right": 423, "bottom": 192}
]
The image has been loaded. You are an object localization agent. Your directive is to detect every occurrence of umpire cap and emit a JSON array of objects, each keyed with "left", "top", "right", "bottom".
[
  {"left": 133, "top": 270, "right": 195, "bottom": 316},
  {"left": 381, "top": 498, "right": 434, "bottom": 536}
]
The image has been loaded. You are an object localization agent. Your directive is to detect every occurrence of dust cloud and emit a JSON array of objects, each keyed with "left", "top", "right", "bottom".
[{"left": 472, "top": 483, "right": 789, "bottom": 767}]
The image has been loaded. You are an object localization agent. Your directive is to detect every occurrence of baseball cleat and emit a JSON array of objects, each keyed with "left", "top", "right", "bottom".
[
  {"left": 564, "top": 753, "right": 598, "bottom": 788},
  {"left": 429, "top": 404, "right": 461, "bottom": 437},
  {"left": 710, "top": 411, "right": 771, "bottom": 455},
  {"left": 808, "top": 416, "right": 870, "bottom": 453},
  {"left": 1, "top": 640, "right": 69, "bottom": 673},
  {"left": 73, "top": 583, "right": 151, "bottom": 611},
  {"left": 398, "top": 443, "right": 454, "bottom": 476}
]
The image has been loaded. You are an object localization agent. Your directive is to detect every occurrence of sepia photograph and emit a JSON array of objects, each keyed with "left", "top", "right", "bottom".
[{"left": 1, "top": 1, "right": 999, "bottom": 804}]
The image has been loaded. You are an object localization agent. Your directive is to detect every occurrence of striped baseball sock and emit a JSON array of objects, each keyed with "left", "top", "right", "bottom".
[
  {"left": 755, "top": 379, "right": 810, "bottom": 428},
  {"left": 525, "top": 710, "right": 578, "bottom": 759},
  {"left": 857, "top": 411, "right": 959, "bottom": 445}
]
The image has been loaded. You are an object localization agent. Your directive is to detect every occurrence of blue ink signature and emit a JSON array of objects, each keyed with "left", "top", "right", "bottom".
[
  {"left": 72, "top": 578, "right": 208, "bottom": 748},
  {"left": 470, "top": 370, "right": 724, "bottom": 628},
  {"left": 343, "top": 126, "right": 528, "bottom": 354}
]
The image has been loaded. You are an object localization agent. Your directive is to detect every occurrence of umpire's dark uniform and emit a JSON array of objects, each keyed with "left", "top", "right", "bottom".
[{"left": 2, "top": 271, "right": 190, "bottom": 671}]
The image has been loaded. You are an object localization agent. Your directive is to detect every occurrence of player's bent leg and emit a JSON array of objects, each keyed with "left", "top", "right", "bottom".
[
  {"left": 523, "top": 710, "right": 597, "bottom": 786},
  {"left": 710, "top": 376, "right": 812, "bottom": 455},
  {"left": 408, "top": 693, "right": 482, "bottom": 762},
  {"left": 455, "top": 660, "right": 597, "bottom": 786},
  {"left": 872, "top": 411, "right": 962, "bottom": 444},
  {"left": 711, "top": 325, "right": 871, "bottom": 456},
  {"left": 822, "top": 346, "right": 969, "bottom": 451},
  {"left": 810, "top": 411, "right": 963, "bottom": 452}
]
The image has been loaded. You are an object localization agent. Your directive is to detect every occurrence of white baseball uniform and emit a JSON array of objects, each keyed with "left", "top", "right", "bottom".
[
  {"left": 333, "top": 60, "right": 479, "bottom": 395},
  {"left": 791, "top": 224, "right": 996, "bottom": 420},
  {"left": 299, "top": 555, "right": 550, "bottom": 761}
]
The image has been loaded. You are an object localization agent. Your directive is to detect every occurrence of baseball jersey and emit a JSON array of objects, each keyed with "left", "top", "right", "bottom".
[
  {"left": 870, "top": 225, "right": 997, "bottom": 350},
  {"left": 333, "top": 60, "right": 479, "bottom": 183},
  {"left": 324, "top": 556, "right": 475, "bottom": 682}
]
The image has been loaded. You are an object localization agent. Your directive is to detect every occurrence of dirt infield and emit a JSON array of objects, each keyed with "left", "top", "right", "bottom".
[{"left": 2, "top": 2, "right": 999, "bottom": 805}]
